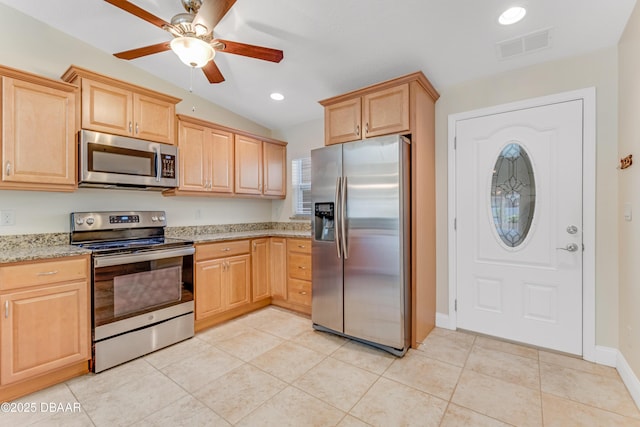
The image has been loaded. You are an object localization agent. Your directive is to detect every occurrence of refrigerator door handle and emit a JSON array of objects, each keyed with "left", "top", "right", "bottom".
[
  {"left": 335, "top": 177, "right": 342, "bottom": 259},
  {"left": 342, "top": 176, "right": 348, "bottom": 259}
]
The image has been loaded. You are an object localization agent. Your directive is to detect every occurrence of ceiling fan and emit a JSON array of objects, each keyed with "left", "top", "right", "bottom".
[{"left": 104, "top": 0, "right": 284, "bottom": 83}]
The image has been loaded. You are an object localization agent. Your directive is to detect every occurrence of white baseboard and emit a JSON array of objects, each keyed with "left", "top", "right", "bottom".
[
  {"left": 593, "top": 345, "right": 617, "bottom": 367},
  {"left": 617, "top": 350, "right": 640, "bottom": 409},
  {"left": 435, "top": 312, "right": 454, "bottom": 330}
]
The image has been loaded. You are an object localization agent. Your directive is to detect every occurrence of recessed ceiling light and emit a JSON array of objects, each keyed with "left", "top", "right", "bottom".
[
  {"left": 270, "top": 92, "right": 285, "bottom": 101},
  {"left": 499, "top": 6, "right": 526, "bottom": 25}
]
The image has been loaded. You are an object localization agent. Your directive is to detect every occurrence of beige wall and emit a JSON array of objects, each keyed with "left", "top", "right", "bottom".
[
  {"left": 436, "top": 47, "right": 620, "bottom": 347},
  {"left": 0, "top": 4, "right": 276, "bottom": 234},
  {"left": 618, "top": 3, "right": 640, "bottom": 374}
]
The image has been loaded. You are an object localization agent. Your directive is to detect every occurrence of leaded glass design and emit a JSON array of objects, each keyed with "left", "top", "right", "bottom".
[{"left": 491, "top": 143, "right": 536, "bottom": 247}]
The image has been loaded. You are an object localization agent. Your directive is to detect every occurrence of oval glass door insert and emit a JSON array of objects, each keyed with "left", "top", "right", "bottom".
[{"left": 491, "top": 143, "right": 536, "bottom": 247}]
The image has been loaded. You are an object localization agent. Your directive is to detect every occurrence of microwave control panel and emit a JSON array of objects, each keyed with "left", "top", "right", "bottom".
[{"left": 161, "top": 154, "right": 176, "bottom": 178}]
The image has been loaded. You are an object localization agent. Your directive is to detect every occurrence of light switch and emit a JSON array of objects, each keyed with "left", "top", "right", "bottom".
[{"left": 624, "top": 203, "right": 632, "bottom": 221}]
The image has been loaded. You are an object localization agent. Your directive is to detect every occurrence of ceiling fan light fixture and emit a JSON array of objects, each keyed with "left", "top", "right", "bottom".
[
  {"left": 170, "top": 36, "right": 215, "bottom": 68},
  {"left": 270, "top": 92, "right": 284, "bottom": 101},
  {"left": 499, "top": 6, "right": 527, "bottom": 25}
]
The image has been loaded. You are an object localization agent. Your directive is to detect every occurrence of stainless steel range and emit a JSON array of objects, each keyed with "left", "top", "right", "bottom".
[{"left": 70, "top": 211, "right": 195, "bottom": 373}]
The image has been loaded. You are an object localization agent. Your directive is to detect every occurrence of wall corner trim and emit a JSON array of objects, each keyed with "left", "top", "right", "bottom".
[{"left": 617, "top": 350, "right": 640, "bottom": 409}]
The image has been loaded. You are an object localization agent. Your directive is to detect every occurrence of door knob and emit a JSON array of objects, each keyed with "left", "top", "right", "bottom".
[
  {"left": 566, "top": 225, "right": 578, "bottom": 234},
  {"left": 557, "top": 243, "right": 579, "bottom": 252}
]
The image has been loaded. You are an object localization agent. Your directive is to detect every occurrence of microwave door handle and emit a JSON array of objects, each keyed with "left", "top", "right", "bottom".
[{"left": 155, "top": 147, "right": 162, "bottom": 182}]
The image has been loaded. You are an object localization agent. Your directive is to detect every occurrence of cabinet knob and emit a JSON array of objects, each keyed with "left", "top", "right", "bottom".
[
  {"left": 129, "top": 121, "right": 132, "bottom": 133},
  {"left": 5, "top": 161, "right": 10, "bottom": 176},
  {"left": 135, "top": 122, "right": 139, "bottom": 134},
  {"left": 355, "top": 124, "right": 360, "bottom": 136},
  {"left": 4, "top": 300, "right": 8, "bottom": 318},
  {"left": 365, "top": 122, "right": 369, "bottom": 134}
]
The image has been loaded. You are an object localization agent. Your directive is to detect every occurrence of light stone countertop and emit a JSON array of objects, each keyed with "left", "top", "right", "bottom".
[
  {"left": 0, "top": 245, "right": 92, "bottom": 264},
  {"left": 0, "top": 228, "right": 311, "bottom": 264}
]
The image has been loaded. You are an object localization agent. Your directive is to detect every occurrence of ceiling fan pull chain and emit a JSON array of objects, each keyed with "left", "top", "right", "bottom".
[{"left": 189, "top": 66, "right": 194, "bottom": 93}]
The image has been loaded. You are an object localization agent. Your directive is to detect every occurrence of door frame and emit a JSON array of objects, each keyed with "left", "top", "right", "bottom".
[{"left": 447, "top": 87, "right": 596, "bottom": 361}]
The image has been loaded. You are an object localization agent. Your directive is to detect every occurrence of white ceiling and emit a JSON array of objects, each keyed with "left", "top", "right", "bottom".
[{"left": 0, "top": 0, "right": 635, "bottom": 131}]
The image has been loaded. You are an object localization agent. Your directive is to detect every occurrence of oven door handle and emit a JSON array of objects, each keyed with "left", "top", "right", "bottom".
[{"left": 94, "top": 246, "right": 195, "bottom": 268}]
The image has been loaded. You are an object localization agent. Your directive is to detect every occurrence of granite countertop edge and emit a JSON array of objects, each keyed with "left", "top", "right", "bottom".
[{"left": 0, "top": 229, "right": 311, "bottom": 264}]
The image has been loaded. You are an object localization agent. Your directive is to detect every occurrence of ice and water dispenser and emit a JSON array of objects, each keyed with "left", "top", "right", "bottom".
[{"left": 314, "top": 202, "right": 335, "bottom": 241}]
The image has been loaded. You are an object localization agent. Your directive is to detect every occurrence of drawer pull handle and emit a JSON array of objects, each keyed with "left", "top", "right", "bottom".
[
  {"left": 298, "top": 266, "right": 306, "bottom": 269},
  {"left": 37, "top": 270, "right": 58, "bottom": 276},
  {"left": 297, "top": 245, "right": 306, "bottom": 248},
  {"left": 221, "top": 248, "right": 231, "bottom": 252},
  {"left": 299, "top": 291, "right": 307, "bottom": 295},
  {"left": 4, "top": 301, "right": 8, "bottom": 318}
]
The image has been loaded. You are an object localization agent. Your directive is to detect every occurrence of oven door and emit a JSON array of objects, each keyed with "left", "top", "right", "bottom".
[{"left": 92, "top": 246, "right": 194, "bottom": 340}]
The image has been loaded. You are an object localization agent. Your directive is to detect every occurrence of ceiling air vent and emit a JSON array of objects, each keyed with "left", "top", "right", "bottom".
[{"left": 497, "top": 28, "right": 552, "bottom": 60}]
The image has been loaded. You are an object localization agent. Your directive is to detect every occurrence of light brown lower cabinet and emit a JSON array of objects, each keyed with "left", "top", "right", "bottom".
[
  {"left": 251, "top": 238, "right": 270, "bottom": 302},
  {"left": 194, "top": 239, "right": 270, "bottom": 331},
  {"left": 0, "top": 256, "right": 90, "bottom": 401},
  {"left": 271, "top": 238, "right": 312, "bottom": 315}
]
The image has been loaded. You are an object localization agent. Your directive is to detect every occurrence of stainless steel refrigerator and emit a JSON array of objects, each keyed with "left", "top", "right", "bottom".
[{"left": 311, "top": 134, "right": 410, "bottom": 356}]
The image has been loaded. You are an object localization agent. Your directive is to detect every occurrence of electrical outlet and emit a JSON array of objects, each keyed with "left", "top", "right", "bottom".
[{"left": 0, "top": 210, "right": 15, "bottom": 226}]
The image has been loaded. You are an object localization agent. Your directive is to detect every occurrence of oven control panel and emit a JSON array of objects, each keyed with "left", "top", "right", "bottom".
[
  {"left": 110, "top": 215, "right": 140, "bottom": 224},
  {"left": 71, "top": 211, "right": 167, "bottom": 232}
]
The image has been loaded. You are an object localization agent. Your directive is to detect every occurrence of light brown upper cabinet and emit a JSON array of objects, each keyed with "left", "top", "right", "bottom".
[
  {"left": 0, "top": 66, "right": 77, "bottom": 192},
  {"left": 61, "top": 66, "right": 180, "bottom": 145},
  {"left": 322, "top": 83, "right": 409, "bottom": 145},
  {"left": 319, "top": 72, "right": 440, "bottom": 348},
  {"left": 235, "top": 136, "right": 287, "bottom": 198},
  {"left": 174, "top": 117, "right": 233, "bottom": 194},
  {"left": 262, "top": 141, "right": 286, "bottom": 197},
  {"left": 166, "top": 115, "right": 286, "bottom": 199},
  {"left": 235, "top": 134, "right": 263, "bottom": 195}
]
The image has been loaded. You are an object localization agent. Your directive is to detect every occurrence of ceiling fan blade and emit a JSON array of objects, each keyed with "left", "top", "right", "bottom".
[
  {"left": 114, "top": 42, "right": 172, "bottom": 60},
  {"left": 202, "top": 61, "right": 225, "bottom": 83},
  {"left": 215, "top": 40, "right": 283, "bottom": 63},
  {"left": 104, "top": 0, "right": 170, "bottom": 28},
  {"left": 193, "top": 0, "right": 236, "bottom": 33}
]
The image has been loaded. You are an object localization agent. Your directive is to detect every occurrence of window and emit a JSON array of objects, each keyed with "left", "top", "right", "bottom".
[{"left": 292, "top": 157, "right": 311, "bottom": 217}]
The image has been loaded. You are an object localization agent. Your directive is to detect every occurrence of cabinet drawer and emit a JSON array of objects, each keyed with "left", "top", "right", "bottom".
[
  {"left": 287, "top": 279, "right": 311, "bottom": 306},
  {"left": 288, "top": 253, "right": 311, "bottom": 281},
  {"left": 0, "top": 257, "right": 88, "bottom": 291},
  {"left": 196, "top": 240, "right": 250, "bottom": 261},
  {"left": 288, "top": 238, "right": 311, "bottom": 254}
]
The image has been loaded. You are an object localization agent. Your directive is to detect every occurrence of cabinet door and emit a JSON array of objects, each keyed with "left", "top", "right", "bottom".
[
  {"left": 210, "top": 128, "right": 234, "bottom": 193},
  {"left": 195, "top": 259, "right": 225, "bottom": 319},
  {"left": 362, "top": 83, "right": 409, "bottom": 138},
  {"left": 269, "top": 238, "right": 287, "bottom": 300},
  {"left": 133, "top": 93, "right": 175, "bottom": 145},
  {"left": 2, "top": 77, "right": 76, "bottom": 188},
  {"left": 263, "top": 142, "right": 286, "bottom": 197},
  {"left": 251, "top": 239, "right": 270, "bottom": 302},
  {"left": 226, "top": 254, "right": 251, "bottom": 309},
  {"left": 81, "top": 78, "right": 132, "bottom": 136},
  {"left": 0, "top": 281, "right": 89, "bottom": 385},
  {"left": 324, "top": 98, "right": 362, "bottom": 145},
  {"left": 234, "top": 134, "right": 263, "bottom": 195},
  {"left": 178, "top": 121, "right": 209, "bottom": 192}
]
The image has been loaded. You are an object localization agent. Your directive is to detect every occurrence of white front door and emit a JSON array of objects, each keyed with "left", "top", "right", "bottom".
[{"left": 455, "top": 100, "right": 583, "bottom": 355}]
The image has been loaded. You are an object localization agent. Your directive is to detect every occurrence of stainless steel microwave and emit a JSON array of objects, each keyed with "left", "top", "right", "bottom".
[{"left": 79, "top": 130, "right": 178, "bottom": 190}]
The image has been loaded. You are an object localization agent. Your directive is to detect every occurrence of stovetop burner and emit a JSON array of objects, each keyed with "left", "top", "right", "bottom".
[{"left": 69, "top": 211, "right": 193, "bottom": 256}]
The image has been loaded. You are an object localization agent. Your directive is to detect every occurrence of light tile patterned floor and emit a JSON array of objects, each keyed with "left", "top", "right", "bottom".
[{"left": 5, "top": 306, "right": 640, "bottom": 426}]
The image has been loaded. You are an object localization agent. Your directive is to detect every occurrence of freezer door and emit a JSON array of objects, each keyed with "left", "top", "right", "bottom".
[
  {"left": 342, "top": 135, "right": 410, "bottom": 349},
  {"left": 311, "top": 144, "right": 344, "bottom": 332}
]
